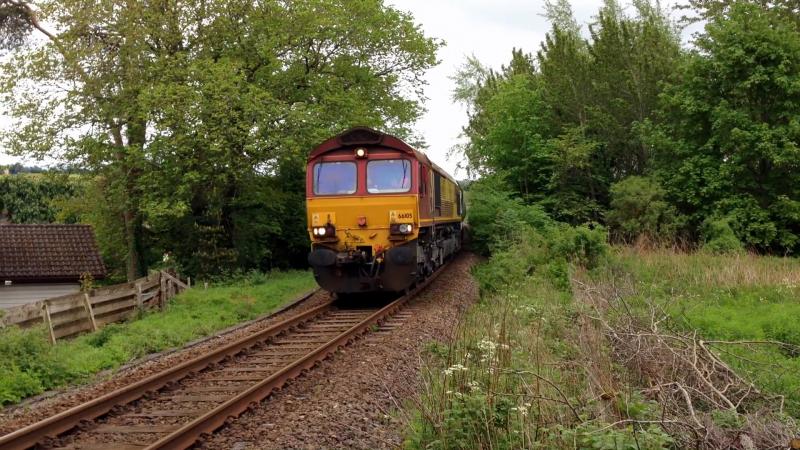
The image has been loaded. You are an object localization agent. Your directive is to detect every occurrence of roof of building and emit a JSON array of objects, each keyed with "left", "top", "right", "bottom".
[{"left": 0, "top": 224, "right": 107, "bottom": 283}]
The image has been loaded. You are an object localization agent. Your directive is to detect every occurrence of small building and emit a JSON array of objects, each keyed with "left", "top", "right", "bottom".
[{"left": 0, "top": 224, "right": 106, "bottom": 309}]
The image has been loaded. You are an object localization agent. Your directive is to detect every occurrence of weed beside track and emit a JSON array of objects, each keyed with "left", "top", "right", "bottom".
[{"left": 404, "top": 184, "right": 800, "bottom": 449}]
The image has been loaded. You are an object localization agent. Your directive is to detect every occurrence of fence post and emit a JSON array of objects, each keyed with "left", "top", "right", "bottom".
[
  {"left": 42, "top": 302, "right": 56, "bottom": 344},
  {"left": 83, "top": 293, "right": 98, "bottom": 332},
  {"left": 187, "top": 276, "right": 191, "bottom": 289},
  {"left": 159, "top": 273, "right": 167, "bottom": 310},
  {"left": 135, "top": 282, "right": 144, "bottom": 312}
]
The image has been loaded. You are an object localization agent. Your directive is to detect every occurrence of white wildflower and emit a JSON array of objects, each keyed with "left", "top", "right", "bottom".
[{"left": 443, "top": 363, "right": 468, "bottom": 376}]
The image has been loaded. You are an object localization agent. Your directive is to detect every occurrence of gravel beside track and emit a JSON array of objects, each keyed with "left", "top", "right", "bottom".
[
  {"left": 203, "top": 253, "right": 479, "bottom": 450},
  {"left": 0, "top": 289, "right": 330, "bottom": 436}
]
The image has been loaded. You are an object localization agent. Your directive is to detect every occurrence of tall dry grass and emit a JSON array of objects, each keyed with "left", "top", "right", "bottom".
[{"left": 620, "top": 245, "right": 800, "bottom": 290}]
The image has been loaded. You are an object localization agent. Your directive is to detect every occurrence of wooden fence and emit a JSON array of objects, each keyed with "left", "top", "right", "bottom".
[{"left": 0, "top": 271, "right": 189, "bottom": 343}]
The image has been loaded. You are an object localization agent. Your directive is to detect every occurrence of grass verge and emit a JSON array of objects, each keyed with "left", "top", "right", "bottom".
[
  {"left": 404, "top": 182, "right": 799, "bottom": 449},
  {"left": 613, "top": 248, "right": 800, "bottom": 415},
  {"left": 404, "top": 235, "right": 674, "bottom": 449},
  {"left": 0, "top": 270, "right": 315, "bottom": 406}
]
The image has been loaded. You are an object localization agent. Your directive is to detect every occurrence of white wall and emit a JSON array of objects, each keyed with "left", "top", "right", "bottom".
[{"left": 0, "top": 283, "right": 80, "bottom": 309}]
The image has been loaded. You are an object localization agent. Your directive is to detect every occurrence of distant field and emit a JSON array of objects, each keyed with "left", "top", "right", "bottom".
[{"left": 0, "top": 270, "right": 315, "bottom": 406}]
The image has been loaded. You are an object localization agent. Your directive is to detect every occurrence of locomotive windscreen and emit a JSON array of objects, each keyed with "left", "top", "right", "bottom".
[
  {"left": 367, "top": 159, "right": 412, "bottom": 193},
  {"left": 314, "top": 162, "right": 357, "bottom": 195}
]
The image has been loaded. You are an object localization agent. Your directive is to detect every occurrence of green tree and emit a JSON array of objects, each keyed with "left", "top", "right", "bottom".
[
  {"left": 586, "top": 0, "right": 681, "bottom": 175},
  {"left": 606, "top": 176, "right": 678, "bottom": 242},
  {"left": 454, "top": 50, "right": 554, "bottom": 200},
  {"left": 0, "top": 173, "right": 78, "bottom": 223},
  {"left": 1, "top": 0, "right": 439, "bottom": 279},
  {"left": 649, "top": 1, "right": 800, "bottom": 253},
  {"left": 455, "top": 0, "right": 680, "bottom": 226}
]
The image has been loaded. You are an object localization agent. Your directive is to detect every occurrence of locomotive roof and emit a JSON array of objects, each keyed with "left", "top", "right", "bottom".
[{"left": 309, "top": 127, "right": 459, "bottom": 185}]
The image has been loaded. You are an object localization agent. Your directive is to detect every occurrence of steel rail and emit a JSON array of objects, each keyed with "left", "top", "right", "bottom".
[
  {"left": 0, "top": 261, "right": 447, "bottom": 450},
  {"left": 0, "top": 299, "right": 334, "bottom": 450},
  {"left": 145, "top": 266, "right": 445, "bottom": 450}
]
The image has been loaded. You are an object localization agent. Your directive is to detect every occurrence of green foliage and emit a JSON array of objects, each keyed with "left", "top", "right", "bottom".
[
  {"left": 466, "top": 178, "right": 553, "bottom": 256},
  {"left": 649, "top": 1, "right": 800, "bottom": 253},
  {"left": 711, "top": 409, "right": 745, "bottom": 429},
  {"left": 468, "top": 179, "right": 608, "bottom": 290},
  {"left": 1, "top": 0, "right": 440, "bottom": 280},
  {"left": 456, "top": 0, "right": 680, "bottom": 226},
  {"left": 550, "top": 223, "right": 608, "bottom": 269},
  {"left": 0, "top": 174, "right": 79, "bottom": 224},
  {"left": 0, "top": 270, "right": 314, "bottom": 405},
  {"left": 557, "top": 422, "right": 672, "bottom": 450},
  {"left": 457, "top": 0, "right": 800, "bottom": 257},
  {"left": 53, "top": 176, "right": 130, "bottom": 282},
  {"left": 701, "top": 218, "right": 743, "bottom": 254},
  {"left": 607, "top": 176, "right": 678, "bottom": 242}
]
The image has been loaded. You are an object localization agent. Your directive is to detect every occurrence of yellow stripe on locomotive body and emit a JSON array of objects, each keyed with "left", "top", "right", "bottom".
[{"left": 305, "top": 127, "right": 464, "bottom": 294}]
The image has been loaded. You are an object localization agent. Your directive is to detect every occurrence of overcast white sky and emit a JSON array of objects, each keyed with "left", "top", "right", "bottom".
[{"left": 0, "top": 0, "right": 673, "bottom": 175}]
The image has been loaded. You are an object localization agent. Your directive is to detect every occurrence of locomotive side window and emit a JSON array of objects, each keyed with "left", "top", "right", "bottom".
[
  {"left": 313, "top": 162, "right": 357, "bottom": 195},
  {"left": 367, "top": 159, "right": 412, "bottom": 193}
]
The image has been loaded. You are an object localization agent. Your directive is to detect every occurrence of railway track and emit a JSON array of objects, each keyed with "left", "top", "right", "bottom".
[{"left": 0, "top": 266, "right": 447, "bottom": 450}]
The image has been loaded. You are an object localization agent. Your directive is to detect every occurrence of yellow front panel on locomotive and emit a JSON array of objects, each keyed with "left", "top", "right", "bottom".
[{"left": 307, "top": 195, "right": 419, "bottom": 251}]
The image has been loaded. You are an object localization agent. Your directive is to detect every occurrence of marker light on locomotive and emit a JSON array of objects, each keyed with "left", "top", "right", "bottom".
[{"left": 355, "top": 147, "right": 368, "bottom": 158}]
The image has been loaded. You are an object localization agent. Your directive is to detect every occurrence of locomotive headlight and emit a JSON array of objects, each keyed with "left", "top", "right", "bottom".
[
  {"left": 355, "top": 148, "right": 367, "bottom": 158},
  {"left": 390, "top": 223, "right": 413, "bottom": 235},
  {"left": 312, "top": 228, "right": 319, "bottom": 236},
  {"left": 316, "top": 227, "right": 326, "bottom": 236}
]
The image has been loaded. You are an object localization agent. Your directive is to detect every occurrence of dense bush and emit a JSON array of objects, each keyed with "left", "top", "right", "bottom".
[
  {"left": 701, "top": 218, "right": 743, "bottom": 254},
  {"left": 606, "top": 176, "right": 678, "bottom": 243},
  {"left": 650, "top": 2, "right": 800, "bottom": 254},
  {"left": 455, "top": 0, "right": 800, "bottom": 256},
  {"left": 468, "top": 179, "right": 608, "bottom": 291},
  {"left": 466, "top": 177, "right": 553, "bottom": 256}
]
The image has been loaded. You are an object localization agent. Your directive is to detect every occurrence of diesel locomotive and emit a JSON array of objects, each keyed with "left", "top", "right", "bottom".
[{"left": 306, "top": 127, "right": 464, "bottom": 293}]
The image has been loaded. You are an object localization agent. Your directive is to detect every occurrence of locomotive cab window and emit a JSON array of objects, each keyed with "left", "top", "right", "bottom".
[
  {"left": 367, "top": 159, "right": 412, "bottom": 193},
  {"left": 313, "top": 162, "right": 357, "bottom": 195}
]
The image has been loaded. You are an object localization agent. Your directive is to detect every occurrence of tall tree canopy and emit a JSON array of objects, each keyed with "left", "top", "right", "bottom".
[
  {"left": 649, "top": 1, "right": 800, "bottom": 252},
  {"left": 457, "top": 0, "right": 800, "bottom": 255},
  {"left": 456, "top": 0, "right": 680, "bottom": 224},
  {"left": 1, "top": 0, "right": 439, "bottom": 279}
]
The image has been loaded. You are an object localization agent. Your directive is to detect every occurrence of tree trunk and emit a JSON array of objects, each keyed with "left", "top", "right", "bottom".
[{"left": 111, "top": 124, "right": 145, "bottom": 281}]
